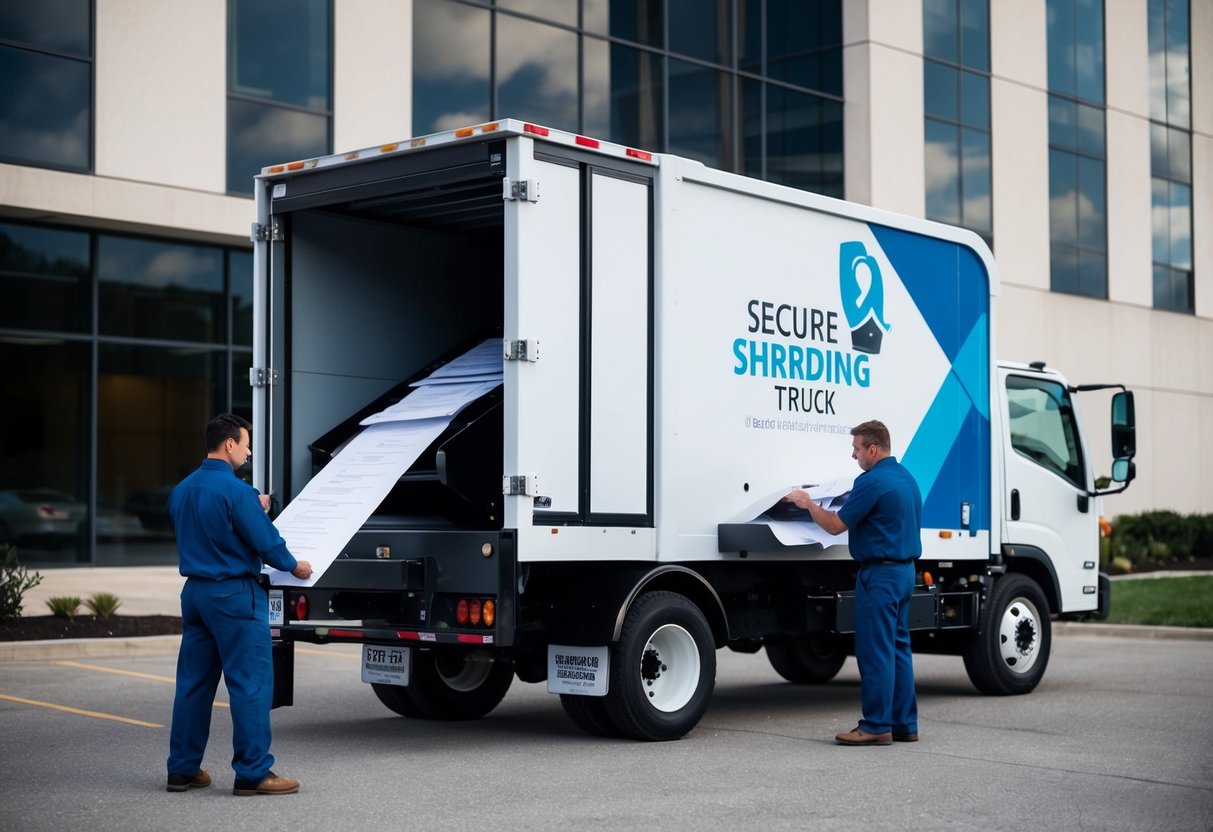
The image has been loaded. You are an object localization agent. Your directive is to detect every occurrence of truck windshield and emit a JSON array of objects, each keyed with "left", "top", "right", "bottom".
[{"left": 1006, "top": 375, "right": 1085, "bottom": 489}]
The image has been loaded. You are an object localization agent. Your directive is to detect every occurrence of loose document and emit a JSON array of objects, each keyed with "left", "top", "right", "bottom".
[
  {"left": 741, "top": 476, "right": 854, "bottom": 548},
  {"left": 265, "top": 339, "right": 503, "bottom": 587}
]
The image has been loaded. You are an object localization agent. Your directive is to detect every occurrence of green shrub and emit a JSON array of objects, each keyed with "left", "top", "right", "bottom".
[
  {"left": 1110, "top": 511, "right": 1212, "bottom": 565},
  {"left": 86, "top": 592, "right": 122, "bottom": 619},
  {"left": 46, "top": 596, "right": 82, "bottom": 619},
  {"left": 0, "top": 544, "right": 43, "bottom": 621}
]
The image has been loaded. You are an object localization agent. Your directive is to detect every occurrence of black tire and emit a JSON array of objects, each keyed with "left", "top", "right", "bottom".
[
  {"left": 765, "top": 636, "right": 848, "bottom": 683},
  {"left": 604, "top": 591, "right": 716, "bottom": 741},
  {"left": 963, "top": 573, "right": 1052, "bottom": 695},
  {"left": 560, "top": 694, "right": 623, "bottom": 738},
  {"left": 373, "top": 649, "right": 513, "bottom": 720}
]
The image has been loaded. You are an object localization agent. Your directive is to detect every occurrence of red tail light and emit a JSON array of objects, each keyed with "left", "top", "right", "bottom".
[
  {"left": 456, "top": 599, "right": 469, "bottom": 625},
  {"left": 293, "top": 594, "right": 309, "bottom": 620},
  {"left": 469, "top": 599, "right": 482, "bottom": 625}
]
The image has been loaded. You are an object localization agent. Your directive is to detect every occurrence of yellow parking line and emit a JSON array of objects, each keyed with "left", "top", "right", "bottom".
[
  {"left": 54, "top": 661, "right": 230, "bottom": 709},
  {"left": 0, "top": 692, "right": 163, "bottom": 728}
]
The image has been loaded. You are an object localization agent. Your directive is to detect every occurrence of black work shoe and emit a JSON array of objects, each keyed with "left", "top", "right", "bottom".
[{"left": 166, "top": 770, "right": 212, "bottom": 792}]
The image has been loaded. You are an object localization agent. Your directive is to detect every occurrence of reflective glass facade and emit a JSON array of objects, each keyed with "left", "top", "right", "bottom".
[
  {"left": 1148, "top": 0, "right": 1193, "bottom": 313},
  {"left": 0, "top": 0, "right": 92, "bottom": 172},
  {"left": 414, "top": 0, "right": 844, "bottom": 197},
  {"left": 1047, "top": 0, "right": 1107, "bottom": 298},
  {"left": 922, "top": 0, "right": 992, "bottom": 245},
  {"left": 226, "top": 0, "right": 332, "bottom": 194},
  {"left": 0, "top": 220, "right": 253, "bottom": 566}
]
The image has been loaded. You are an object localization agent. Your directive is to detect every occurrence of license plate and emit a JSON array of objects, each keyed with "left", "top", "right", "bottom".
[
  {"left": 362, "top": 645, "right": 411, "bottom": 686},
  {"left": 547, "top": 644, "right": 609, "bottom": 696},
  {"left": 268, "top": 589, "right": 284, "bottom": 627}
]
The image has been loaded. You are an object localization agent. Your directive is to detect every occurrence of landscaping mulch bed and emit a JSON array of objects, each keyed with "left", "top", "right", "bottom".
[{"left": 0, "top": 615, "right": 182, "bottom": 642}]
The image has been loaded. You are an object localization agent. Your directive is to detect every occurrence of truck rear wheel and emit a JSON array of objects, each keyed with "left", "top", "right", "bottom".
[
  {"left": 604, "top": 591, "right": 716, "bottom": 741},
  {"left": 765, "top": 637, "right": 847, "bottom": 683},
  {"left": 963, "top": 574, "right": 1051, "bottom": 695},
  {"left": 373, "top": 650, "right": 513, "bottom": 720},
  {"left": 560, "top": 694, "right": 622, "bottom": 738}
]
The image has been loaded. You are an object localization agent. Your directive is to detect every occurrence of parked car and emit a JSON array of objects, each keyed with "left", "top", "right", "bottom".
[{"left": 0, "top": 488, "right": 85, "bottom": 547}]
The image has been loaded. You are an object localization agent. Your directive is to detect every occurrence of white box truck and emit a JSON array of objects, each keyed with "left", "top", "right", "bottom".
[{"left": 252, "top": 120, "right": 1137, "bottom": 741}]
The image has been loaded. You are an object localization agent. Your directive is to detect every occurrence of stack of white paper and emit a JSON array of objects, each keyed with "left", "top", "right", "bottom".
[{"left": 267, "top": 339, "right": 504, "bottom": 587}]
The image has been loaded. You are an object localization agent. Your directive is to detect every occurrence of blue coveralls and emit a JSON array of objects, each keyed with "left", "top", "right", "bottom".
[
  {"left": 837, "top": 456, "right": 923, "bottom": 737},
  {"left": 166, "top": 458, "right": 297, "bottom": 785}
]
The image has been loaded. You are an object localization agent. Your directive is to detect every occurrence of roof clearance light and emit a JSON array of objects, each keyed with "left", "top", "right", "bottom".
[
  {"left": 286, "top": 161, "right": 305, "bottom": 171},
  {"left": 268, "top": 165, "right": 285, "bottom": 174},
  {"left": 380, "top": 142, "right": 399, "bottom": 152},
  {"left": 626, "top": 148, "right": 653, "bottom": 161},
  {"left": 575, "top": 135, "right": 600, "bottom": 148},
  {"left": 523, "top": 123, "right": 550, "bottom": 136},
  {"left": 482, "top": 122, "right": 500, "bottom": 133},
  {"left": 410, "top": 137, "right": 426, "bottom": 148},
  {"left": 344, "top": 151, "right": 359, "bottom": 161},
  {"left": 455, "top": 127, "right": 474, "bottom": 138}
]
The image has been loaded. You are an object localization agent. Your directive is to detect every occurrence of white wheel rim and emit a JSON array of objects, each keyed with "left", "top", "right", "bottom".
[
  {"left": 997, "top": 596, "right": 1043, "bottom": 675},
  {"left": 639, "top": 624, "right": 700, "bottom": 713}
]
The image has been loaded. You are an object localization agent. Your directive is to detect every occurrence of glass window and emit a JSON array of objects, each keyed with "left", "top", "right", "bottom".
[
  {"left": 496, "top": 0, "right": 577, "bottom": 27},
  {"left": 583, "top": 0, "right": 664, "bottom": 48},
  {"left": 766, "top": 1, "right": 842, "bottom": 96},
  {"left": 228, "top": 0, "right": 330, "bottom": 109},
  {"left": 925, "top": 120, "right": 961, "bottom": 225},
  {"left": 924, "top": 62, "right": 958, "bottom": 121},
  {"left": 668, "top": 59, "right": 733, "bottom": 170},
  {"left": 1006, "top": 375, "right": 1085, "bottom": 490},
  {"left": 0, "top": 45, "right": 90, "bottom": 171},
  {"left": 412, "top": 0, "right": 490, "bottom": 134},
  {"left": 923, "top": 0, "right": 957, "bottom": 62},
  {"left": 583, "top": 38, "right": 663, "bottom": 151},
  {"left": 1047, "top": 0, "right": 1104, "bottom": 104},
  {"left": 497, "top": 14, "right": 579, "bottom": 132},
  {"left": 0, "top": 339, "right": 89, "bottom": 565},
  {"left": 960, "top": 0, "right": 989, "bottom": 70},
  {"left": 226, "top": 98, "right": 330, "bottom": 192},
  {"left": 0, "top": 222, "right": 90, "bottom": 332},
  {"left": 227, "top": 0, "right": 331, "bottom": 193},
  {"left": 230, "top": 250, "right": 254, "bottom": 347},
  {"left": 961, "top": 127, "right": 991, "bottom": 236},
  {"left": 669, "top": 0, "right": 730, "bottom": 65},
  {"left": 96, "top": 344, "right": 227, "bottom": 564},
  {"left": 98, "top": 236, "right": 225, "bottom": 343},
  {"left": 746, "top": 82, "right": 843, "bottom": 198},
  {"left": 0, "top": 0, "right": 90, "bottom": 55}
]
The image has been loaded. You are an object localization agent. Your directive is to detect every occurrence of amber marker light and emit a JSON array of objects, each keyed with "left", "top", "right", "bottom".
[
  {"left": 483, "top": 600, "right": 496, "bottom": 627},
  {"left": 938, "top": 530, "right": 953, "bottom": 539}
]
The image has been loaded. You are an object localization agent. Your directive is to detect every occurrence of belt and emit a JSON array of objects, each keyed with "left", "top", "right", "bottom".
[{"left": 864, "top": 559, "right": 913, "bottom": 565}]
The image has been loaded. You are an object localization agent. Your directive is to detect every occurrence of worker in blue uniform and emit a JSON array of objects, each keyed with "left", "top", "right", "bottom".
[
  {"left": 166, "top": 413, "right": 312, "bottom": 794},
  {"left": 784, "top": 419, "right": 922, "bottom": 746}
]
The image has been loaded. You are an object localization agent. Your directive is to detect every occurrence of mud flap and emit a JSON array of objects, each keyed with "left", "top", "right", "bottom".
[{"left": 271, "top": 640, "right": 295, "bottom": 709}]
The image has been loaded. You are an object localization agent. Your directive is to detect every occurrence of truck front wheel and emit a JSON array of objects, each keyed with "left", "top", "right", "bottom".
[
  {"left": 372, "top": 649, "right": 513, "bottom": 720},
  {"left": 604, "top": 591, "right": 716, "bottom": 741},
  {"left": 765, "top": 636, "right": 848, "bottom": 683},
  {"left": 963, "top": 574, "right": 1052, "bottom": 695}
]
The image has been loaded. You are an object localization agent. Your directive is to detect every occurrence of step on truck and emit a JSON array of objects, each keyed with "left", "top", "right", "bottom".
[{"left": 251, "top": 119, "right": 1137, "bottom": 741}]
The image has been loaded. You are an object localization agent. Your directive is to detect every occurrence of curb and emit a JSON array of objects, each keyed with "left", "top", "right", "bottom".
[
  {"left": 0, "top": 634, "right": 181, "bottom": 662},
  {"left": 1052, "top": 622, "right": 1213, "bottom": 641}
]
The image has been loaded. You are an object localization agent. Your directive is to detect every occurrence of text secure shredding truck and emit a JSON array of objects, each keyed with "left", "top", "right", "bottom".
[{"left": 251, "top": 119, "right": 1137, "bottom": 741}]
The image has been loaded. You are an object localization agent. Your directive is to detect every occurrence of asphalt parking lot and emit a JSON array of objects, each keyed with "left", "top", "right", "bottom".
[{"left": 1, "top": 634, "right": 1210, "bottom": 832}]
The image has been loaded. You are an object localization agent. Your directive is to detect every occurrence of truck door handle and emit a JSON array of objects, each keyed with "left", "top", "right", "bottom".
[
  {"left": 1010, "top": 489, "right": 1020, "bottom": 521},
  {"left": 1076, "top": 493, "right": 1089, "bottom": 513}
]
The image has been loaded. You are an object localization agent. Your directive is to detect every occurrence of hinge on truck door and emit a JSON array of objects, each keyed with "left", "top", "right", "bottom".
[
  {"left": 249, "top": 367, "right": 279, "bottom": 388},
  {"left": 504, "top": 338, "right": 540, "bottom": 362},
  {"left": 250, "top": 220, "right": 284, "bottom": 242},
  {"left": 502, "top": 178, "right": 540, "bottom": 202},
  {"left": 503, "top": 474, "right": 539, "bottom": 497}
]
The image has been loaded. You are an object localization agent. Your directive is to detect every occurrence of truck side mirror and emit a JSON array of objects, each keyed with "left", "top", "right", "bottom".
[
  {"left": 1110, "top": 391, "right": 1135, "bottom": 459},
  {"left": 1110, "top": 458, "right": 1135, "bottom": 484}
]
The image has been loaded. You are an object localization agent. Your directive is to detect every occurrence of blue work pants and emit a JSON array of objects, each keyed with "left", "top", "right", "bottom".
[
  {"left": 853, "top": 562, "right": 918, "bottom": 736},
  {"left": 167, "top": 577, "right": 275, "bottom": 782}
]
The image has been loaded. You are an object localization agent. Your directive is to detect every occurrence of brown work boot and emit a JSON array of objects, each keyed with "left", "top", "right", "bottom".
[
  {"left": 835, "top": 725, "right": 893, "bottom": 746},
  {"left": 166, "top": 770, "right": 211, "bottom": 792},
  {"left": 232, "top": 771, "right": 300, "bottom": 796}
]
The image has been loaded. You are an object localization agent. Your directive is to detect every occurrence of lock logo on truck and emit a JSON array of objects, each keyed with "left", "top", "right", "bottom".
[{"left": 838, "top": 241, "right": 890, "bottom": 355}]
